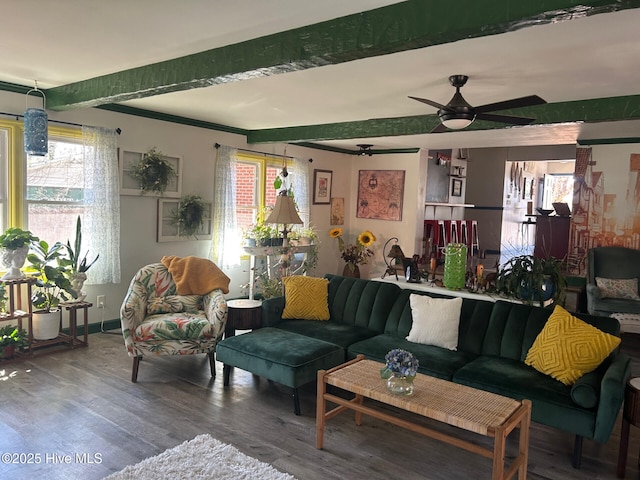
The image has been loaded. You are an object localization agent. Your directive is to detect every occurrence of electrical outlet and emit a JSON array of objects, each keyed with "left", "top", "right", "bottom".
[{"left": 97, "top": 295, "right": 106, "bottom": 308}]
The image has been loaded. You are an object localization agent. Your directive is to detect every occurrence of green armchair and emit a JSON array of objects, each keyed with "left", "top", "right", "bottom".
[{"left": 586, "top": 246, "right": 640, "bottom": 316}]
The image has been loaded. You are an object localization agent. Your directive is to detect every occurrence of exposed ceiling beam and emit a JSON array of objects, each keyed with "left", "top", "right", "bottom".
[
  {"left": 246, "top": 94, "right": 640, "bottom": 143},
  {"left": 45, "top": 0, "right": 639, "bottom": 111}
]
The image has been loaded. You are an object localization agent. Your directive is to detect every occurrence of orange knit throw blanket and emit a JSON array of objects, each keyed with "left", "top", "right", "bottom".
[{"left": 161, "top": 256, "right": 230, "bottom": 295}]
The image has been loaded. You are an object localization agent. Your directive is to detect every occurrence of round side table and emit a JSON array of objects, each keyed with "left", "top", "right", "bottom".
[
  {"left": 617, "top": 377, "right": 640, "bottom": 478},
  {"left": 225, "top": 299, "right": 262, "bottom": 339}
]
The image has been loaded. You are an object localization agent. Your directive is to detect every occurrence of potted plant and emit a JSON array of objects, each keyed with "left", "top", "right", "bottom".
[
  {"left": 495, "top": 254, "right": 567, "bottom": 306},
  {"left": 60, "top": 216, "right": 99, "bottom": 302},
  {"left": 0, "top": 325, "right": 28, "bottom": 359},
  {"left": 130, "top": 147, "right": 176, "bottom": 195},
  {"left": 245, "top": 223, "right": 280, "bottom": 247},
  {"left": 293, "top": 224, "right": 318, "bottom": 245},
  {"left": 27, "top": 240, "right": 76, "bottom": 340},
  {"left": 0, "top": 228, "right": 39, "bottom": 280}
]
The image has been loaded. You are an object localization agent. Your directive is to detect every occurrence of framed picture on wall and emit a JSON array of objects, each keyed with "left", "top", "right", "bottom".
[
  {"left": 330, "top": 197, "right": 344, "bottom": 225},
  {"left": 356, "top": 170, "right": 405, "bottom": 221},
  {"left": 313, "top": 169, "right": 332, "bottom": 204},
  {"left": 451, "top": 178, "right": 463, "bottom": 197}
]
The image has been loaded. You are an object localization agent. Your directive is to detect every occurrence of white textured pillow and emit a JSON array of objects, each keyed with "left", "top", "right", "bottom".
[{"left": 406, "top": 294, "right": 462, "bottom": 350}]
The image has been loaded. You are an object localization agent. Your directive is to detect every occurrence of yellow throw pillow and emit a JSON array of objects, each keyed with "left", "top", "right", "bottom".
[
  {"left": 282, "top": 276, "right": 330, "bottom": 321},
  {"left": 525, "top": 305, "right": 621, "bottom": 385}
]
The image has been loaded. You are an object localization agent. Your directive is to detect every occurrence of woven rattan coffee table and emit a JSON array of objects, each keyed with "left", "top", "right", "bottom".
[{"left": 316, "top": 355, "right": 531, "bottom": 480}]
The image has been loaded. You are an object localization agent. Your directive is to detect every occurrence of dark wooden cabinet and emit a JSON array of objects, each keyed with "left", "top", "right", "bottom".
[{"left": 534, "top": 216, "right": 570, "bottom": 260}]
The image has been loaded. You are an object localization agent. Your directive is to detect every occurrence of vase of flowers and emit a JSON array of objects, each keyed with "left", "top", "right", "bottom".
[
  {"left": 329, "top": 228, "right": 376, "bottom": 278},
  {"left": 383, "top": 348, "right": 419, "bottom": 395}
]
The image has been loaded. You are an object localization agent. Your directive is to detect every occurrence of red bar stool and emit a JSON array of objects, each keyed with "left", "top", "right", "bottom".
[
  {"left": 447, "top": 220, "right": 460, "bottom": 244},
  {"left": 423, "top": 220, "right": 443, "bottom": 258},
  {"left": 437, "top": 220, "right": 447, "bottom": 256},
  {"left": 461, "top": 220, "right": 471, "bottom": 253},
  {"left": 470, "top": 220, "right": 480, "bottom": 257}
]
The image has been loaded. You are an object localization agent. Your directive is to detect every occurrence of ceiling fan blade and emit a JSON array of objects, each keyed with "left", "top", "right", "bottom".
[
  {"left": 475, "top": 95, "right": 546, "bottom": 114},
  {"left": 430, "top": 122, "right": 450, "bottom": 133},
  {"left": 475, "top": 112, "right": 536, "bottom": 125},
  {"left": 408, "top": 96, "right": 447, "bottom": 110}
]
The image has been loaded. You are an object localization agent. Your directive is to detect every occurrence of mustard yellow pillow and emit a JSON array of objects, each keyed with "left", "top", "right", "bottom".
[
  {"left": 525, "top": 305, "right": 621, "bottom": 385},
  {"left": 282, "top": 276, "right": 330, "bottom": 321}
]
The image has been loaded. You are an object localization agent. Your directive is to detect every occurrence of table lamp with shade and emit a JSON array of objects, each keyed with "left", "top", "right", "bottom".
[{"left": 265, "top": 190, "right": 303, "bottom": 249}]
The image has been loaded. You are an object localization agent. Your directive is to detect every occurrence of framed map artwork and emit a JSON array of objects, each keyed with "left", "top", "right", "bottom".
[{"left": 356, "top": 170, "right": 405, "bottom": 221}]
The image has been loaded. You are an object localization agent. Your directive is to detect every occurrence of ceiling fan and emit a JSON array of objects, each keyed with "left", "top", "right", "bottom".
[{"left": 409, "top": 75, "right": 546, "bottom": 133}]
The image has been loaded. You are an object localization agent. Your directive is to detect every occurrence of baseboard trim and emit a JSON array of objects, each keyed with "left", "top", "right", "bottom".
[{"left": 61, "top": 319, "right": 121, "bottom": 336}]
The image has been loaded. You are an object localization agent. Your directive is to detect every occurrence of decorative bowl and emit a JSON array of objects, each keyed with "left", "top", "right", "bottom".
[{"left": 536, "top": 208, "right": 554, "bottom": 216}]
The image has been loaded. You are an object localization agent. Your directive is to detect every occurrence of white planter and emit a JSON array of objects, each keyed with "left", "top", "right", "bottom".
[
  {"left": 0, "top": 245, "right": 29, "bottom": 280},
  {"left": 32, "top": 310, "right": 61, "bottom": 340}
]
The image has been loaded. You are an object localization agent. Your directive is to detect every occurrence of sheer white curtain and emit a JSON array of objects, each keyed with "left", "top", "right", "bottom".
[
  {"left": 211, "top": 145, "right": 240, "bottom": 267},
  {"left": 289, "top": 157, "right": 310, "bottom": 226},
  {"left": 82, "top": 126, "right": 120, "bottom": 284}
]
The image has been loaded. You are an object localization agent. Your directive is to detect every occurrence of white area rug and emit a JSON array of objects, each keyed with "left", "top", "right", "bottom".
[{"left": 103, "top": 433, "right": 296, "bottom": 480}]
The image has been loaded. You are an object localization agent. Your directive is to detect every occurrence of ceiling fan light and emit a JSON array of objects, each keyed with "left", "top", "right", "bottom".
[
  {"left": 357, "top": 144, "right": 373, "bottom": 156},
  {"left": 441, "top": 117, "right": 474, "bottom": 130},
  {"left": 439, "top": 110, "right": 475, "bottom": 130}
]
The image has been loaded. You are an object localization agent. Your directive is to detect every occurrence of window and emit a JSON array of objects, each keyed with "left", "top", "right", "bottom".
[
  {"left": 26, "top": 133, "right": 84, "bottom": 244},
  {"left": 1, "top": 121, "right": 120, "bottom": 284},
  {"left": 542, "top": 173, "right": 574, "bottom": 212},
  {"left": 211, "top": 146, "right": 309, "bottom": 267},
  {"left": 0, "top": 121, "right": 84, "bottom": 242},
  {"left": 235, "top": 154, "right": 283, "bottom": 234}
]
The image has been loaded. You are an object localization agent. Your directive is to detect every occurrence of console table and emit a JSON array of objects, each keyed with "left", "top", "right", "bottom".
[{"left": 373, "top": 277, "right": 521, "bottom": 304}]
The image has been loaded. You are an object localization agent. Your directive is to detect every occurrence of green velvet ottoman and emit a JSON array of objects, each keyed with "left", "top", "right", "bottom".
[{"left": 217, "top": 327, "right": 345, "bottom": 415}]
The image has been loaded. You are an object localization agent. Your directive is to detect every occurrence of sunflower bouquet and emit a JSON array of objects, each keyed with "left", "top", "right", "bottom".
[{"left": 329, "top": 228, "right": 376, "bottom": 272}]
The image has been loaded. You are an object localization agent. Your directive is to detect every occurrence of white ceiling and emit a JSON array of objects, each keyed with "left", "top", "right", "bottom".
[{"left": 4, "top": 0, "right": 640, "bottom": 152}]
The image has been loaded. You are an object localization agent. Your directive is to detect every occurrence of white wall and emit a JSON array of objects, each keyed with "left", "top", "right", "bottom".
[{"left": 343, "top": 151, "right": 424, "bottom": 278}]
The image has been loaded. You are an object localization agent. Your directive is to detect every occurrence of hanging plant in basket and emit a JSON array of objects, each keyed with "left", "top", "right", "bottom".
[
  {"left": 130, "top": 147, "right": 176, "bottom": 195},
  {"left": 172, "top": 194, "right": 209, "bottom": 238}
]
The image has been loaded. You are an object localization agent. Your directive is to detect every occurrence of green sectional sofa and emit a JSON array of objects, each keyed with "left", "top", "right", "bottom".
[{"left": 216, "top": 274, "right": 630, "bottom": 468}]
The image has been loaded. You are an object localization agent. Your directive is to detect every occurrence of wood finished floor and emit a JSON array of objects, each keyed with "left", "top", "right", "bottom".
[{"left": 1, "top": 330, "right": 639, "bottom": 480}]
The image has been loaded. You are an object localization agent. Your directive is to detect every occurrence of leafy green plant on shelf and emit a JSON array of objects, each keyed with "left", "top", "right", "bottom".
[
  {"left": 0, "top": 325, "right": 28, "bottom": 349},
  {"left": 0, "top": 228, "right": 39, "bottom": 250},
  {"left": 495, "top": 254, "right": 567, "bottom": 306},
  {"left": 27, "top": 240, "right": 76, "bottom": 312},
  {"left": 0, "top": 325, "right": 29, "bottom": 359},
  {"left": 61, "top": 216, "right": 99, "bottom": 275}
]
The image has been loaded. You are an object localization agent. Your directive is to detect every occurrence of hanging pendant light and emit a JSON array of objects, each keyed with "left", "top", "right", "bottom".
[{"left": 24, "top": 81, "right": 48, "bottom": 156}]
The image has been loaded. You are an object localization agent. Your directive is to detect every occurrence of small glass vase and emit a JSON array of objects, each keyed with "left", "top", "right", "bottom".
[{"left": 386, "top": 373, "right": 415, "bottom": 395}]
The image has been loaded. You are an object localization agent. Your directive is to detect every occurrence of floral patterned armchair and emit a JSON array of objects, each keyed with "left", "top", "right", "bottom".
[{"left": 120, "top": 262, "right": 228, "bottom": 382}]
